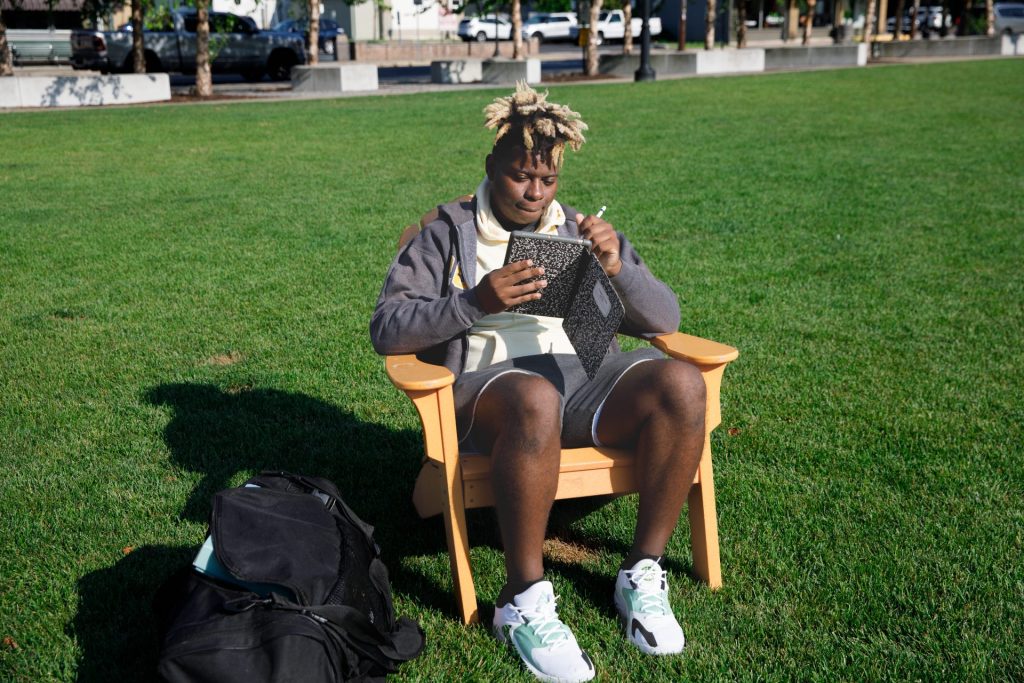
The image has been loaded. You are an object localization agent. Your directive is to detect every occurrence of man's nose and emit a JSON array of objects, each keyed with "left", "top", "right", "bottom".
[{"left": 525, "top": 179, "right": 543, "bottom": 201}]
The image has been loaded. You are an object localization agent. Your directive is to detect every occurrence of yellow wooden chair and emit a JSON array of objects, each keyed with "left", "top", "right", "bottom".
[{"left": 384, "top": 199, "right": 739, "bottom": 624}]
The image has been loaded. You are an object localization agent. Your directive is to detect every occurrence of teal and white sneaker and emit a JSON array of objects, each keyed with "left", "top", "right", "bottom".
[
  {"left": 614, "top": 558, "right": 686, "bottom": 655},
  {"left": 493, "top": 580, "right": 596, "bottom": 683}
]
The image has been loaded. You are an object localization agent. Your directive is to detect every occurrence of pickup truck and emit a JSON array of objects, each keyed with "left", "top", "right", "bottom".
[
  {"left": 71, "top": 9, "right": 307, "bottom": 81},
  {"left": 573, "top": 9, "right": 663, "bottom": 43}
]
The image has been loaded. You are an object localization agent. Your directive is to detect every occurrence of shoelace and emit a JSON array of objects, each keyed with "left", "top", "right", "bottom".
[
  {"left": 514, "top": 594, "right": 571, "bottom": 647},
  {"left": 625, "top": 563, "right": 669, "bottom": 616}
]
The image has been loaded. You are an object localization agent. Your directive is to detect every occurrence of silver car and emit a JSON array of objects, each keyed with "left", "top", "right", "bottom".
[{"left": 995, "top": 3, "right": 1024, "bottom": 35}]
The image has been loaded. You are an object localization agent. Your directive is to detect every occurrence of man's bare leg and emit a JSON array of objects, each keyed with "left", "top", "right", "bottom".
[
  {"left": 595, "top": 359, "right": 707, "bottom": 561},
  {"left": 472, "top": 373, "right": 563, "bottom": 604}
]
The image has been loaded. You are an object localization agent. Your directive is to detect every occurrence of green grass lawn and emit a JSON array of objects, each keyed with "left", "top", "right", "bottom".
[{"left": 2, "top": 59, "right": 1023, "bottom": 681}]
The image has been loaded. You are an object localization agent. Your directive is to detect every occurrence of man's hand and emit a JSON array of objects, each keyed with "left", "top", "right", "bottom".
[
  {"left": 576, "top": 212, "right": 622, "bottom": 277},
  {"left": 474, "top": 260, "right": 547, "bottom": 314}
]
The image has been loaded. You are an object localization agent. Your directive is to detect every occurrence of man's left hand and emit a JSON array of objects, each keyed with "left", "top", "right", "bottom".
[{"left": 576, "top": 212, "right": 622, "bottom": 277}]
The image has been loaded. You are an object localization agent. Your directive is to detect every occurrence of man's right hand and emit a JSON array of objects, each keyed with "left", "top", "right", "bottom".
[{"left": 474, "top": 260, "right": 547, "bottom": 314}]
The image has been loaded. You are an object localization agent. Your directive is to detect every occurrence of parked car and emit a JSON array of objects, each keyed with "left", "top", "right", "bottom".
[
  {"left": 520, "top": 12, "right": 578, "bottom": 42},
  {"left": 886, "top": 12, "right": 914, "bottom": 32},
  {"left": 71, "top": 9, "right": 307, "bottom": 81},
  {"left": 995, "top": 2, "right": 1024, "bottom": 35},
  {"left": 570, "top": 9, "right": 662, "bottom": 44},
  {"left": 885, "top": 6, "right": 951, "bottom": 32},
  {"left": 457, "top": 15, "right": 512, "bottom": 42},
  {"left": 272, "top": 18, "right": 345, "bottom": 56}
]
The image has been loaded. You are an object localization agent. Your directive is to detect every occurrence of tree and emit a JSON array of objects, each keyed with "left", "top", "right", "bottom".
[
  {"left": 831, "top": 0, "right": 845, "bottom": 42},
  {"left": 622, "top": 0, "right": 633, "bottom": 55},
  {"left": 306, "top": 0, "right": 320, "bottom": 65},
  {"left": 909, "top": 0, "right": 920, "bottom": 39},
  {"left": 0, "top": 1, "right": 14, "bottom": 77},
  {"left": 584, "top": 0, "right": 603, "bottom": 74},
  {"left": 512, "top": 0, "right": 522, "bottom": 58},
  {"left": 735, "top": 0, "right": 746, "bottom": 47},
  {"left": 863, "top": 0, "right": 877, "bottom": 42},
  {"left": 194, "top": 0, "right": 212, "bottom": 96},
  {"left": 985, "top": 0, "right": 994, "bottom": 35},
  {"left": 130, "top": 0, "right": 145, "bottom": 73},
  {"left": 705, "top": 0, "right": 715, "bottom": 48},
  {"left": 802, "top": 0, "right": 815, "bottom": 43}
]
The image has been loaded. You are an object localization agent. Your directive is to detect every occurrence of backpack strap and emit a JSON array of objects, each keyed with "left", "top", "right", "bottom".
[{"left": 224, "top": 594, "right": 425, "bottom": 669}]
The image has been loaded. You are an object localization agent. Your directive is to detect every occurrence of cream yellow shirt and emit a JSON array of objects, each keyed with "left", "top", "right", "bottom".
[{"left": 464, "top": 178, "right": 576, "bottom": 372}]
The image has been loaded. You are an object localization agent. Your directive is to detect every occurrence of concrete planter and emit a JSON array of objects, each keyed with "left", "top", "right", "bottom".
[
  {"left": 874, "top": 36, "right": 1003, "bottom": 59},
  {"left": 764, "top": 44, "right": 868, "bottom": 70},
  {"left": 599, "top": 52, "right": 697, "bottom": 77},
  {"left": 600, "top": 49, "right": 766, "bottom": 77},
  {"left": 1002, "top": 33, "right": 1023, "bottom": 56},
  {"left": 0, "top": 73, "right": 170, "bottom": 109},
  {"left": 431, "top": 59, "right": 484, "bottom": 84},
  {"left": 291, "top": 63, "right": 379, "bottom": 93},
  {"left": 481, "top": 58, "right": 541, "bottom": 84},
  {"left": 695, "top": 48, "right": 765, "bottom": 74},
  {"left": 350, "top": 39, "right": 540, "bottom": 62}
]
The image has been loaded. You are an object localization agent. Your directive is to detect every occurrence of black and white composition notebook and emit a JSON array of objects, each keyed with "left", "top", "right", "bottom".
[{"left": 503, "top": 231, "right": 625, "bottom": 379}]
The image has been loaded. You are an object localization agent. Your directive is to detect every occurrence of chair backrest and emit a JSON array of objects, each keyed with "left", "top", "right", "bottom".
[{"left": 397, "top": 195, "right": 474, "bottom": 251}]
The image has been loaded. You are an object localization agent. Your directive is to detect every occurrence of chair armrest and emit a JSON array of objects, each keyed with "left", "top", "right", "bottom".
[
  {"left": 385, "top": 354, "right": 456, "bottom": 392},
  {"left": 652, "top": 332, "right": 739, "bottom": 365}
]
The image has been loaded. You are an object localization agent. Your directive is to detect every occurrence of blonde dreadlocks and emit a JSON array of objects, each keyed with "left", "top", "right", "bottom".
[{"left": 483, "top": 81, "right": 588, "bottom": 169}]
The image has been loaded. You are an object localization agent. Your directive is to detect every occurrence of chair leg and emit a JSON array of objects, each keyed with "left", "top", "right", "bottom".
[
  {"left": 441, "top": 497, "right": 479, "bottom": 624},
  {"left": 687, "top": 437, "right": 722, "bottom": 589}
]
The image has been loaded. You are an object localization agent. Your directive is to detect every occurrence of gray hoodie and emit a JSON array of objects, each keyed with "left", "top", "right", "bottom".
[{"left": 370, "top": 197, "right": 681, "bottom": 377}]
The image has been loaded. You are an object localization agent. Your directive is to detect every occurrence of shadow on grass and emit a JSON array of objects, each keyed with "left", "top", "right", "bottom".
[
  {"left": 71, "top": 544, "right": 193, "bottom": 682},
  {"left": 70, "top": 382, "right": 456, "bottom": 681}
]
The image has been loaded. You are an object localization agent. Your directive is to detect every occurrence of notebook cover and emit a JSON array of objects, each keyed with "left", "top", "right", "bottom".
[
  {"left": 563, "top": 253, "right": 625, "bottom": 379},
  {"left": 504, "top": 231, "right": 624, "bottom": 378},
  {"left": 503, "top": 231, "right": 590, "bottom": 318}
]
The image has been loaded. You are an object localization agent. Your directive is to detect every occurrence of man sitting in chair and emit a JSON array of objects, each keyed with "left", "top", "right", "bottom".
[{"left": 370, "top": 83, "right": 707, "bottom": 683}]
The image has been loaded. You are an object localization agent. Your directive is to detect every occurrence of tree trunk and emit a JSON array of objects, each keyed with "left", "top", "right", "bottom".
[
  {"left": 308, "top": 0, "right": 320, "bottom": 65},
  {"left": 802, "top": 0, "right": 815, "bottom": 43},
  {"left": 985, "top": 0, "right": 994, "bottom": 35},
  {"left": 195, "top": 0, "right": 213, "bottom": 97},
  {"left": 909, "top": 0, "right": 919, "bottom": 38},
  {"left": 623, "top": 1, "right": 633, "bottom": 55},
  {"left": 832, "top": 0, "right": 845, "bottom": 43},
  {"left": 863, "top": 0, "right": 876, "bottom": 42},
  {"left": 0, "top": 12, "right": 13, "bottom": 77},
  {"left": 131, "top": 0, "right": 145, "bottom": 73},
  {"left": 736, "top": 0, "right": 747, "bottom": 47},
  {"left": 678, "top": 2, "right": 687, "bottom": 50},
  {"left": 705, "top": 0, "right": 716, "bottom": 48},
  {"left": 783, "top": 0, "right": 797, "bottom": 41},
  {"left": 893, "top": 0, "right": 905, "bottom": 39},
  {"left": 512, "top": 0, "right": 523, "bottom": 58},
  {"left": 584, "top": 0, "right": 602, "bottom": 75}
]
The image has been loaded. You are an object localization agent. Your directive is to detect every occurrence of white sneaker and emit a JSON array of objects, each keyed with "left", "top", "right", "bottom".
[
  {"left": 614, "top": 558, "right": 686, "bottom": 655},
  {"left": 493, "top": 580, "right": 596, "bottom": 683}
]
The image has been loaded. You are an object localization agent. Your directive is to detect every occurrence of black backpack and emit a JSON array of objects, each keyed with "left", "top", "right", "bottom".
[{"left": 155, "top": 471, "right": 425, "bottom": 682}]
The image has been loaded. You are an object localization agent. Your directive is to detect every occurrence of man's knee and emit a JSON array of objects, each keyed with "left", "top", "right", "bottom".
[
  {"left": 648, "top": 360, "right": 706, "bottom": 429},
  {"left": 475, "top": 373, "right": 562, "bottom": 448}
]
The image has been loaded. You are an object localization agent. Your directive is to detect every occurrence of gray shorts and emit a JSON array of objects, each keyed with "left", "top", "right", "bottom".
[{"left": 453, "top": 348, "right": 665, "bottom": 450}]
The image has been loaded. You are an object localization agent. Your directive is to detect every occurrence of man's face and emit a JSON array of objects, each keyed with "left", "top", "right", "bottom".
[{"left": 486, "top": 147, "right": 560, "bottom": 231}]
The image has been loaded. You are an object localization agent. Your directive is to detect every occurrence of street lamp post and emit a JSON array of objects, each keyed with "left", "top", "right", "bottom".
[{"left": 635, "top": 0, "right": 656, "bottom": 80}]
